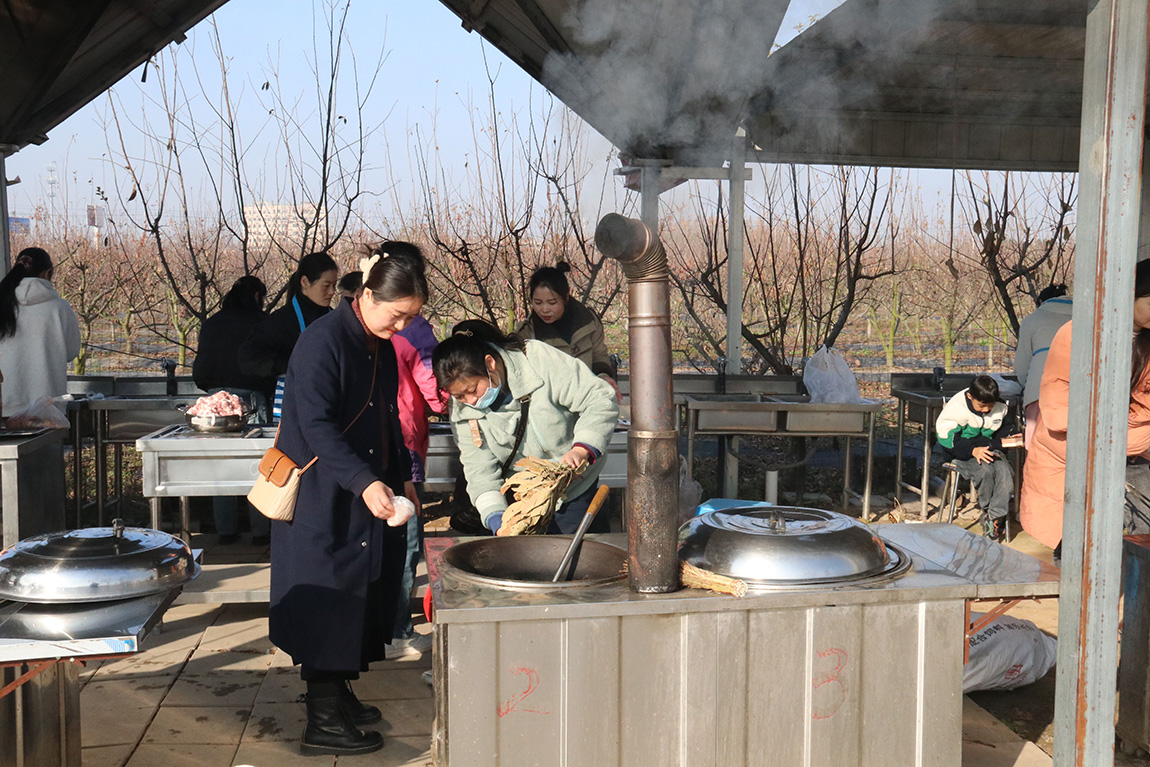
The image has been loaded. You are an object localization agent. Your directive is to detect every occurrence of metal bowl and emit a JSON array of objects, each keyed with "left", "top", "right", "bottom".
[
  {"left": 0, "top": 520, "right": 200, "bottom": 603},
  {"left": 178, "top": 404, "right": 252, "bottom": 433},
  {"left": 678, "top": 506, "right": 911, "bottom": 592},
  {"left": 441, "top": 536, "right": 627, "bottom": 591}
]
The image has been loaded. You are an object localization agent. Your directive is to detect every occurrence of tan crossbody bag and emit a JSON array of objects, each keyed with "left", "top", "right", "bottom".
[{"left": 248, "top": 353, "right": 378, "bottom": 521}]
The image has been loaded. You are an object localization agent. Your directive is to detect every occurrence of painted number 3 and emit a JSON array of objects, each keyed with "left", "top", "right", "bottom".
[
  {"left": 811, "top": 648, "right": 848, "bottom": 720},
  {"left": 497, "top": 667, "right": 550, "bottom": 718}
]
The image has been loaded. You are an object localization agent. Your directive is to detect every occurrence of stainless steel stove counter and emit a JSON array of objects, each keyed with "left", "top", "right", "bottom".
[
  {"left": 0, "top": 588, "right": 178, "bottom": 663},
  {"left": 1, "top": 588, "right": 180, "bottom": 767},
  {"left": 137, "top": 424, "right": 276, "bottom": 500},
  {"left": 427, "top": 524, "right": 1060, "bottom": 767},
  {"left": 138, "top": 422, "right": 629, "bottom": 497},
  {"left": 0, "top": 428, "right": 67, "bottom": 548},
  {"left": 136, "top": 423, "right": 630, "bottom": 539}
]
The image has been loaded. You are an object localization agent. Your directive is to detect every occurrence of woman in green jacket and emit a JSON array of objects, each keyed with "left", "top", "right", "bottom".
[
  {"left": 515, "top": 263, "right": 617, "bottom": 390},
  {"left": 433, "top": 320, "right": 619, "bottom": 535}
]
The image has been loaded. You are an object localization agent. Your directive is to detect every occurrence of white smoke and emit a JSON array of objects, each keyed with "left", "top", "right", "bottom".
[{"left": 540, "top": 0, "right": 954, "bottom": 160}]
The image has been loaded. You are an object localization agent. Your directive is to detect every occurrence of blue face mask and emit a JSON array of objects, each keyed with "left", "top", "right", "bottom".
[{"left": 474, "top": 373, "right": 501, "bottom": 410}]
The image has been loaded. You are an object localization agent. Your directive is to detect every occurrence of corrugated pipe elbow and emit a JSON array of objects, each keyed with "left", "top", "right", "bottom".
[{"left": 594, "top": 213, "right": 668, "bottom": 281}]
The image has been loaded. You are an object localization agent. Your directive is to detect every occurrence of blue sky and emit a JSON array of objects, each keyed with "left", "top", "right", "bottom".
[{"left": 4, "top": 0, "right": 960, "bottom": 226}]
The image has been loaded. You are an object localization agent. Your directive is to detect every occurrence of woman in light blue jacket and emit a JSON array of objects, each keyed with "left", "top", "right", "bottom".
[{"left": 433, "top": 320, "right": 619, "bottom": 535}]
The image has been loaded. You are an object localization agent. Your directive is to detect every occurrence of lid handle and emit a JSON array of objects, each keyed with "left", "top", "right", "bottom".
[
  {"left": 112, "top": 518, "right": 125, "bottom": 539},
  {"left": 768, "top": 510, "right": 786, "bottom": 533}
]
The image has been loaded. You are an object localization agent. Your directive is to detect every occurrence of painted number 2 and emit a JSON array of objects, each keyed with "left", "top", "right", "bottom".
[
  {"left": 811, "top": 648, "right": 848, "bottom": 720},
  {"left": 497, "top": 667, "right": 550, "bottom": 718}
]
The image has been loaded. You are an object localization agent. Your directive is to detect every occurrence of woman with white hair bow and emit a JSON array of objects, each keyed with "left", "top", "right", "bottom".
[{"left": 268, "top": 244, "right": 427, "bottom": 757}]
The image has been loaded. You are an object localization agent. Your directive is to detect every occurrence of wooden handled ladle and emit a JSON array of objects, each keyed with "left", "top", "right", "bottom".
[{"left": 551, "top": 485, "right": 611, "bottom": 583}]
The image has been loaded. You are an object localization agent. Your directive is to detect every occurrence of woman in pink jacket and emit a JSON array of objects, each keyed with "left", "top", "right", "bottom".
[{"left": 1020, "top": 259, "right": 1150, "bottom": 560}]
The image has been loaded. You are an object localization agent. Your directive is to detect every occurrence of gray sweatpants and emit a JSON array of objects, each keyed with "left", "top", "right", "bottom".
[{"left": 953, "top": 455, "right": 1014, "bottom": 522}]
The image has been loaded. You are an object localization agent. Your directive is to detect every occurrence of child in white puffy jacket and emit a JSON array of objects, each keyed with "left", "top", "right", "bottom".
[{"left": 936, "top": 375, "right": 1016, "bottom": 540}]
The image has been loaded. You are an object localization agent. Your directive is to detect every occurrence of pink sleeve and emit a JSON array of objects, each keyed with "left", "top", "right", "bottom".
[
  {"left": 412, "top": 347, "right": 446, "bottom": 414},
  {"left": 394, "top": 335, "right": 445, "bottom": 414}
]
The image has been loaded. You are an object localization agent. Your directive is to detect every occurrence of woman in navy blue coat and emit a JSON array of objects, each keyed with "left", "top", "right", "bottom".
[{"left": 269, "top": 245, "right": 428, "bottom": 757}]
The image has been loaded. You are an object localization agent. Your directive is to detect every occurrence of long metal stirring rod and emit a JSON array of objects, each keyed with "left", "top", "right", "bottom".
[{"left": 551, "top": 485, "right": 611, "bottom": 583}]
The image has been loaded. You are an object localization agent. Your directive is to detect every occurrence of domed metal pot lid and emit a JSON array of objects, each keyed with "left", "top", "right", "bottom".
[
  {"left": 0, "top": 519, "right": 200, "bottom": 604},
  {"left": 678, "top": 507, "right": 911, "bottom": 591}
]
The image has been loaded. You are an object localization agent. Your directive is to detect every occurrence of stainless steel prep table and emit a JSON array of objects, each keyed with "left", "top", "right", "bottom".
[
  {"left": 428, "top": 523, "right": 1060, "bottom": 767},
  {"left": 0, "top": 588, "right": 179, "bottom": 767},
  {"left": 684, "top": 396, "right": 882, "bottom": 519},
  {"left": 891, "top": 387, "right": 1023, "bottom": 521},
  {"left": 0, "top": 429, "right": 67, "bottom": 549},
  {"left": 137, "top": 423, "right": 632, "bottom": 540},
  {"left": 64, "top": 376, "right": 206, "bottom": 526}
]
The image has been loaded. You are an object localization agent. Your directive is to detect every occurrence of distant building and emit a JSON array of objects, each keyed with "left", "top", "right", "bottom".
[
  {"left": 8, "top": 217, "right": 30, "bottom": 236},
  {"left": 243, "top": 201, "right": 324, "bottom": 253}
]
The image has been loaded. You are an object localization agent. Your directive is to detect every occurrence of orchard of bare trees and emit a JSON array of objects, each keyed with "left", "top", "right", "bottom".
[{"left": 10, "top": 2, "right": 1076, "bottom": 378}]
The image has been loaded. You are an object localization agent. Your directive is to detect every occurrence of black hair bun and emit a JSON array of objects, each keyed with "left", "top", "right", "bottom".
[{"left": 556, "top": 262, "right": 571, "bottom": 274}]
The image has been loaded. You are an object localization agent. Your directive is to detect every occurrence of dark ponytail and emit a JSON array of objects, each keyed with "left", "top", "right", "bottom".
[
  {"left": 433, "top": 320, "right": 526, "bottom": 391},
  {"left": 1037, "top": 283, "right": 1068, "bottom": 305},
  {"left": 361, "top": 241, "right": 428, "bottom": 303},
  {"left": 528, "top": 262, "right": 572, "bottom": 301},
  {"left": 1133, "top": 260, "right": 1150, "bottom": 396},
  {"left": 286, "top": 252, "right": 338, "bottom": 301},
  {"left": 222, "top": 275, "right": 267, "bottom": 312},
  {"left": 0, "top": 247, "right": 53, "bottom": 340}
]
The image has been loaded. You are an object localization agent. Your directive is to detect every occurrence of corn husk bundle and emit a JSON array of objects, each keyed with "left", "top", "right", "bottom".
[
  {"left": 498, "top": 457, "right": 584, "bottom": 536},
  {"left": 680, "top": 561, "right": 748, "bottom": 597}
]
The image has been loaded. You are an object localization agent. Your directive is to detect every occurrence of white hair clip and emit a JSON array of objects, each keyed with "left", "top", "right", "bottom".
[{"left": 358, "top": 253, "right": 381, "bottom": 276}]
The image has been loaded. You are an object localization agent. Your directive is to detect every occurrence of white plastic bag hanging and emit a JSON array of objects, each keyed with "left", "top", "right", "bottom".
[{"left": 803, "top": 346, "right": 863, "bottom": 404}]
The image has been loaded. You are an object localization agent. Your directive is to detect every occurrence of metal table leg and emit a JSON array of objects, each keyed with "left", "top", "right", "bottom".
[
  {"left": 150, "top": 497, "right": 162, "bottom": 532},
  {"left": 724, "top": 436, "right": 739, "bottom": 498},
  {"left": 95, "top": 413, "right": 107, "bottom": 526},
  {"left": 178, "top": 497, "right": 192, "bottom": 544},
  {"left": 920, "top": 406, "right": 934, "bottom": 520},
  {"left": 113, "top": 443, "right": 123, "bottom": 503},
  {"left": 2, "top": 458, "right": 18, "bottom": 549},
  {"left": 842, "top": 436, "right": 852, "bottom": 514},
  {"left": 863, "top": 411, "right": 875, "bottom": 521},
  {"left": 70, "top": 414, "right": 83, "bottom": 527},
  {"left": 685, "top": 412, "right": 696, "bottom": 481},
  {"left": 894, "top": 400, "right": 905, "bottom": 505}
]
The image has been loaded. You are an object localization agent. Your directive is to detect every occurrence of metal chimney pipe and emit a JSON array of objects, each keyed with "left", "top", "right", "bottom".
[{"left": 595, "top": 213, "right": 680, "bottom": 593}]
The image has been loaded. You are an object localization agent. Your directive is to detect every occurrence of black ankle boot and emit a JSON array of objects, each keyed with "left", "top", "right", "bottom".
[
  {"left": 339, "top": 680, "right": 382, "bottom": 725},
  {"left": 300, "top": 694, "right": 383, "bottom": 756}
]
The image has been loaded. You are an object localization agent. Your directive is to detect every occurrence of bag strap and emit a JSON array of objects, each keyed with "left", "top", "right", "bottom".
[
  {"left": 272, "top": 341, "right": 382, "bottom": 476},
  {"left": 498, "top": 395, "right": 532, "bottom": 477}
]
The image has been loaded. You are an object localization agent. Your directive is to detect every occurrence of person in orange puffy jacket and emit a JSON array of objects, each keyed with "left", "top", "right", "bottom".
[{"left": 1021, "top": 259, "right": 1150, "bottom": 563}]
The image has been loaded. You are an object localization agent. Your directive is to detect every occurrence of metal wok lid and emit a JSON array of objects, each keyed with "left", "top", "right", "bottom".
[
  {"left": 678, "top": 507, "right": 911, "bottom": 592},
  {"left": 0, "top": 520, "right": 200, "bottom": 603}
]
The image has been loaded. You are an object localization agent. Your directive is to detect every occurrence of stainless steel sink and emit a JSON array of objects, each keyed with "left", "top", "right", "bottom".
[
  {"left": 685, "top": 394, "right": 779, "bottom": 433},
  {"left": 762, "top": 395, "right": 872, "bottom": 434}
]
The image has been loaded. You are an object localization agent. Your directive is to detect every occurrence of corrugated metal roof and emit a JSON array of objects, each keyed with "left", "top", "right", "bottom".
[
  {"left": 436, "top": 0, "right": 1087, "bottom": 170},
  {"left": 0, "top": 0, "right": 228, "bottom": 149}
]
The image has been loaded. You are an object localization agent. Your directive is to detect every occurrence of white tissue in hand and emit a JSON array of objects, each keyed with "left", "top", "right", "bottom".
[{"left": 388, "top": 496, "right": 416, "bottom": 527}]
